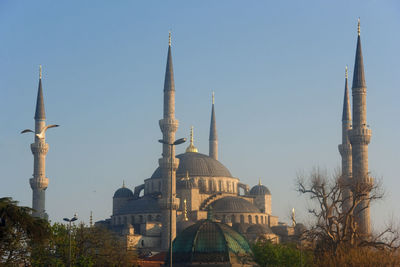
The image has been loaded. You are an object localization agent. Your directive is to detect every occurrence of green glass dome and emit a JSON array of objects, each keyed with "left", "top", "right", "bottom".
[{"left": 170, "top": 219, "right": 252, "bottom": 264}]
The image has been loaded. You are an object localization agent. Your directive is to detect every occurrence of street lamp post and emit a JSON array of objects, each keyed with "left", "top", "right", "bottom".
[
  {"left": 63, "top": 214, "right": 78, "bottom": 267},
  {"left": 158, "top": 138, "right": 186, "bottom": 267}
]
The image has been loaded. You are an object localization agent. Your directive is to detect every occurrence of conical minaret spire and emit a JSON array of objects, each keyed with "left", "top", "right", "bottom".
[
  {"left": 348, "top": 19, "right": 372, "bottom": 237},
  {"left": 209, "top": 92, "right": 218, "bottom": 160},
  {"left": 339, "top": 66, "right": 353, "bottom": 213},
  {"left": 158, "top": 32, "right": 180, "bottom": 251},
  {"left": 35, "top": 65, "right": 46, "bottom": 120}
]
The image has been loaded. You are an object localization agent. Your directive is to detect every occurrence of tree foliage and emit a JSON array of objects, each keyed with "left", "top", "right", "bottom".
[
  {"left": 0, "top": 197, "right": 51, "bottom": 265},
  {"left": 252, "top": 237, "right": 313, "bottom": 267}
]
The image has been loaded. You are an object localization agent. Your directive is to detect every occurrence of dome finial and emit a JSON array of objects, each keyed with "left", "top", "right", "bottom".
[
  {"left": 186, "top": 126, "right": 198, "bottom": 153},
  {"left": 122, "top": 180, "right": 125, "bottom": 188},
  {"left": 183, "top": 199, "right": 189, "bottom": 221},
  {"left": 358, "top": 18, "right": 360, "bottom": 36},
  {"left": 258, "top": 178, "right": 262, "bottom": 186},
  {"left": 169, "top": 31, "right": 171, "bottom": 47},
  {"left": 39, "top": 65, "right": 42, "bottom": 79}
]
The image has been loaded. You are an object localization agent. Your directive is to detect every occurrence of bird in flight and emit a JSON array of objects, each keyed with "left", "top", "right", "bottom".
[{"left": 21, "top": 124, "right": 59, "bottom": 139}]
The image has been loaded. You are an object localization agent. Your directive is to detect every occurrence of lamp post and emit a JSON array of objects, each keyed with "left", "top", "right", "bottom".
[
  {"left": 158, "top": 138, "right": 186, "bottom": 267},
  {"left": 63, "top": 214, "right": 78, "bottom": 267}
]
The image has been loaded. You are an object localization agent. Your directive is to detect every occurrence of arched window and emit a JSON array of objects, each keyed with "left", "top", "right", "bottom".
[
  {"left": 139, "top": 215, "right": 143, "bottom": 223},
  {"left": 124, "top": 216, "right": 128, "bottom": 225},
  {"left": 255, "top": 215, "right": 259, "bottom": 224},
  {"left": 240, "top": 215, "right": 244, "bottom": 224},
  {"left": 219, "top": 180, "right": 222, "bottom": 191},
  {"left": 156, "top": 215, "right": 161, "bottom": 222},
  {"left": 223, "top": 214, "right": 227, "bottom": 223},
  {"left": 147, "top": 215, "right": 152, "bottom": 222},
  {"left": 231, "top": 215, "right": 236, "bottom": 223},
  {"left": 261, "top": 216, "right": 264, "bottom": 224},
  {"left": 248, "top": 215, "right": 252, "bottom": 224},
  {"left": 208, "top": 180, "right": 213, "bottom": 192}
]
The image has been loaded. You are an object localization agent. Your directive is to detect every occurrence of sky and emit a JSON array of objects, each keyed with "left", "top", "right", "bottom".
[{"left": 1, "top": 1, "right": 399, "bottom": 231}]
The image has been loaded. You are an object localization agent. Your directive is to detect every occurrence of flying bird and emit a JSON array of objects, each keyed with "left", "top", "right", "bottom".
[{"left": 21, "top": 124, "right": 59, "bottom": 139}]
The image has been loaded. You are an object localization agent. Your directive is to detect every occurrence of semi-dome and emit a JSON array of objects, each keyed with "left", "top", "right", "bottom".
[
  {"left": 211, "top": 196, "right": 260, "bottom": 213},
  {"left": 246, "top": 224, "right": 273, "bottom": 235},
  {"left": 113, "top": 187, "right": 134, "bottom": 198},
  {"left": 170, "top": 219, "right": 252, "bottom": 265},
  {"left": 151, "top": 152, "right": 233, "bottom": 179},
  {"left": 250, "top": 183, "right": 271, "bottom": 196}
]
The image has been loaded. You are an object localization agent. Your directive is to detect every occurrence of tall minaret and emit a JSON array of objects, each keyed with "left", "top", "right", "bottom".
[
  {"left": 158, "top": 32, "right": 180, "bottom": 250},
  {"left": 30, "top": 66, "right": 50, "bottom": 219},
  {"left": 338, "top": 66, "right": 353, "bottom": 213},
  {"left": 348, "top": 19, "right": 373, "bottom": 236},
  {"left": 209, "top": 92, "right": 218, "bottom": 160}
]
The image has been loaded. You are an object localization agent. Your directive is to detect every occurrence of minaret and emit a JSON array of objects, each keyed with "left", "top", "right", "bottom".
[
  {"left": 338, "top": 66, "right": 353, "bottom": 213},
  {"left": 348, "top": 19, "right": 373, "bottom": 236},
  {"left": 30, "top": 65, "right": 50, "bottom": 219},
  {"left": 209, "top": 92, "right": 218, "bottom": 160},
  {"left": 158, "top": 32, "right": 180, "bottom": 250}
]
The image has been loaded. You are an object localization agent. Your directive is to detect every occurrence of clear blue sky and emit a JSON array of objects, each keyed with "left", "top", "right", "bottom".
[{"left": 1, "top": 1, "right": 399, "bottom": 230}]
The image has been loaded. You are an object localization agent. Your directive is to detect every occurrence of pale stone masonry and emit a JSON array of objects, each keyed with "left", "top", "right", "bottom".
[
  {"left": 338, "top": 66, "right": 353, "bottom": 213},
  {"left": 340, "top": 20, "right": 373, "bottom": 236},
  {"left": 30, "top": 67, "right": 49, "bottom": 219},
  {"left": 158, "top": 33, "right": 180, "bottom": 250}
]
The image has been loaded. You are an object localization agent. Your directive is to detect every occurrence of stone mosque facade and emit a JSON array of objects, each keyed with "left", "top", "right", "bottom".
[{"left": 96, "top": 33, "right": 301, "bottom": 251}]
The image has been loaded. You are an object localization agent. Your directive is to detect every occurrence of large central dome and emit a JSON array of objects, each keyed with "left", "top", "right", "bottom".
[{"left": 151, "top": 152, "right": 233, "bottom": 178}]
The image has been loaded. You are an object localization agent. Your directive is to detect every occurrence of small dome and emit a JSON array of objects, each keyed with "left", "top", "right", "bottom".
[
  {"left": 151, "top": 152, "right": 233, "bottom": 179},
  {"left": 170, "top": 219, "right": 251, "bottom": 264},
  {"left": 250, "top": 184, "right": 271, "bottom": 196},
  {"left": 211, "top": 196, "right": 260, "bottom": 213},
  {"left": 113, "top": 187, "right": 133, "bottom": 198}
]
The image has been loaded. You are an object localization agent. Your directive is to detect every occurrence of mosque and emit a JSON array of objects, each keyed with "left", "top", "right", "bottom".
[
  {"left": 23, "top": 18, "right": 372, "bottom": 264},
  {"left": 94, "top": 32, "right": 305, "bottom": 254}
]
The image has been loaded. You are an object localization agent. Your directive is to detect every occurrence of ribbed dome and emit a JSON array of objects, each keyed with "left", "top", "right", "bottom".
[
  {"left": 170, "top": 219, "right": 251, "bottom": 264},
  {"left": 250, "top": 184, "right": 271, "bottom": 195},
  {"left": 211, "top": 197, "right": 260, "bottom": 213},
  {"left": 113, "top": 187, "right": 134, "bottom": 198},
  {"left": 151, "top": 152, "right": 233, "bottom": 179}
]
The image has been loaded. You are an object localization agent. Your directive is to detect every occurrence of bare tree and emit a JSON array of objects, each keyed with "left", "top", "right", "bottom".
[{"left": 296, "top": 168, "right": 399, "bottom": 254}]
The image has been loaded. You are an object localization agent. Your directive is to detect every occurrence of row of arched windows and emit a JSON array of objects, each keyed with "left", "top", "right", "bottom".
[{"left": 219, "top": 214, "right": 268, "bottom": 225}]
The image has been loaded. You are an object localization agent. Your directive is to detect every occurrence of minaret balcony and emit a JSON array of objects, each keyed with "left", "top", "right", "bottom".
[
  {"left": 29, "top": 176, "right": 49, "bottom": 190},
  {"left": 30, "top": 142, "right": 49, "bottom": 155},
  {"left": 349, "top": 127, "right": 371, "bottom": 145},
  {"left": 159, "top": 118, "right": 179, "bottom": 134}
]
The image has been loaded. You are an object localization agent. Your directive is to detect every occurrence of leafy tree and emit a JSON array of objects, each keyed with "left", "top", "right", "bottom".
[
  {"left": 0, "top": 197, "right": 51, "bottom": 265},
  {"left": 252, "top": 237, "right": 313, "bottom": 267},
  {"left": 31, "top": 222, "right": 137, "bottom": 266}
]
